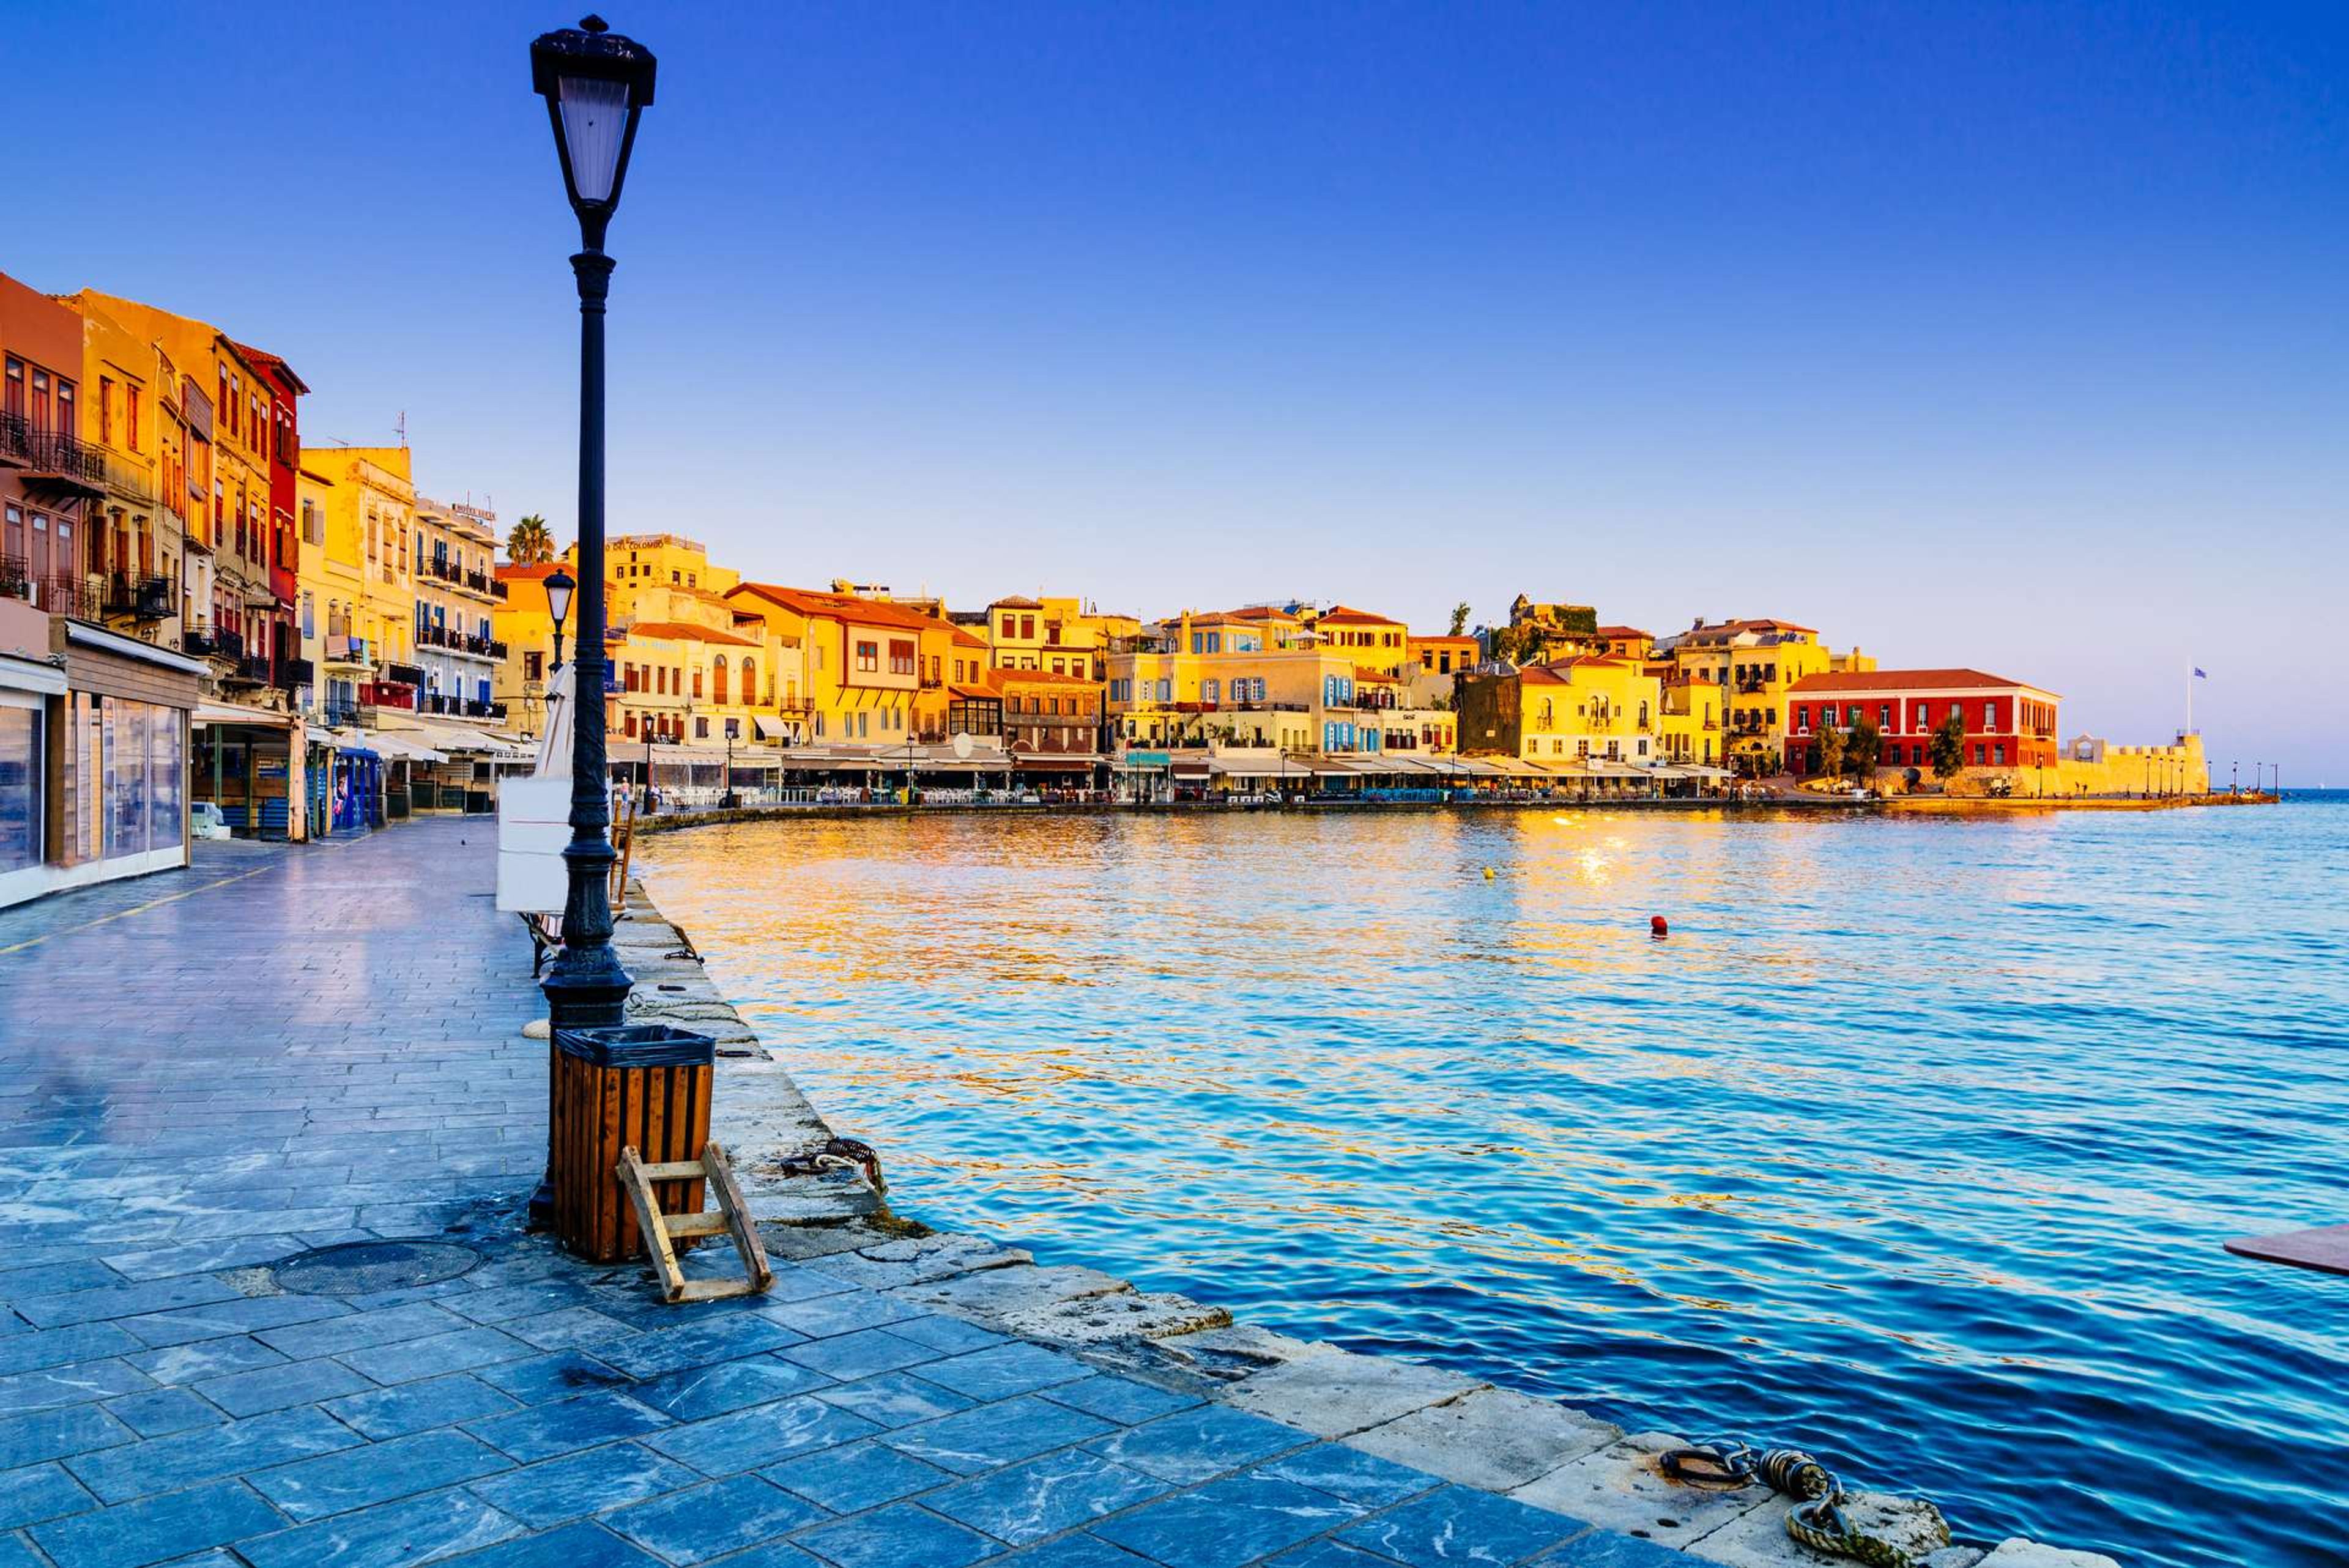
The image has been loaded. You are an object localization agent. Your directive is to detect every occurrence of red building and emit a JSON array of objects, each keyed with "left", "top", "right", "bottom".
[
  {"left": 1785, "top": 668, "right": 2060, "bottom": 774},
  {"left": 232, "top": 344, "right": 306, "bottom": 687}
]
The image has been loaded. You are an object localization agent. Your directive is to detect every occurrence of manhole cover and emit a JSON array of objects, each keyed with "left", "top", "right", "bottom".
[{"left": 271, "top": 1240, "right": 481, "bottom": 1296}]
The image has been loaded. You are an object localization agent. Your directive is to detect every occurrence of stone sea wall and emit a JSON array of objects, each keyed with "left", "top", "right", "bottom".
[{"left": 613, "top": 875, "right": 2120, "bottom": 1568}]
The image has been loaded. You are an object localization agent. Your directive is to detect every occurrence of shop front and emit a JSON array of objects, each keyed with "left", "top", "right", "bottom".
[
  {"left": 192, "top": 703, "right": 306, "bottom": 840},
  {"left": 0, "top": 606, "right": 202, "bottom": 909}
]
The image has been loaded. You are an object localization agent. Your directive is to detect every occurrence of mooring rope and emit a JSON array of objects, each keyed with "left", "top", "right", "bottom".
[{"left": 1661, "top": 1441, "right": 1951, "bottom": 1568}]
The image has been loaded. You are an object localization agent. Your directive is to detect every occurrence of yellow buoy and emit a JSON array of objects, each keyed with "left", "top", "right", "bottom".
[{"left": 1482, "top": 867, "right": 1496, "bottom": 879}]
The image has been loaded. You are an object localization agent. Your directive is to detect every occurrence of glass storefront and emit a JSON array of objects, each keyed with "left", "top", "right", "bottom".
[
  {"left": 66, "top": 693, "right": 184, "bottom": 862},
  {"left": 0, "top": 700, "right": 40, "bottom": 876}
]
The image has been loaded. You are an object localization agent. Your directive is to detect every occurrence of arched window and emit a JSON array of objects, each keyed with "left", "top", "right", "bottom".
[
  {"left": 741, "top": 657, "right": 757, "bottom": 703},
  {"left": 711, "top": 655, "right": 728, "bottom": 705},
  {"left": 1538, "top": 698, "right": 1554, "bottom": 728}
]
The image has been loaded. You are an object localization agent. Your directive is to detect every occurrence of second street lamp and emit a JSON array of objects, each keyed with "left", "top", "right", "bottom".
[
  {"left": 532, "top": 14, "right": 655, "bottom": 1046},
  {"left": 543, "top": 566, "right": 574, "bottom": 671}
]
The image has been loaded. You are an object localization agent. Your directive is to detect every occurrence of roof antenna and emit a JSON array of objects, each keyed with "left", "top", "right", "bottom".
[{"left": 395, "top": 411, "right": 408, "bottom": 447}]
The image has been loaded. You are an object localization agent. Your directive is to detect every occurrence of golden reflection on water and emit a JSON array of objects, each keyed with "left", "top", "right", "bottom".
[{"left": 636, "top": 803, "right": 2349, "bottom": 1568}]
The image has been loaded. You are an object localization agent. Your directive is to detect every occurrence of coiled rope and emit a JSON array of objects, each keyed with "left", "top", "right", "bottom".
[{"left": 1660, "top": 1441, "right": 1950, "bottom": 1568}]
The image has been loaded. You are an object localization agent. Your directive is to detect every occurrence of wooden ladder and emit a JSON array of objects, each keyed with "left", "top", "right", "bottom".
[{"left": 615, "top": 1141, "right": 775, "bottom": 1303}]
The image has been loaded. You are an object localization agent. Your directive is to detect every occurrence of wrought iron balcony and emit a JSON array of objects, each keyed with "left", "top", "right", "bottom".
[
  {"left": 322, "top": 698, "right": 362, "bottom": 728},
  {"left": 105, "top": 574, "right": 174, "bottom": 621},
  {"left": 276, "top": 657, "right": 315, "bottom": 690},
  {"left": 12, "top": 427, "right": 106, "bottom": 500},
  {"left": 0, "top": 555, "right": 26, "bottom": 600},
  {"left": 491, "top": 579, "right": 510, "bottom": 601},
  {"left": 223, "top": 654, "right": 270, "bottom": 686}
]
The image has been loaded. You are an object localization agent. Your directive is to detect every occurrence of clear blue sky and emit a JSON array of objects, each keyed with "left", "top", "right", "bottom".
[{"left": 9, "top": 2, "right": 2345, "bottom": 776}]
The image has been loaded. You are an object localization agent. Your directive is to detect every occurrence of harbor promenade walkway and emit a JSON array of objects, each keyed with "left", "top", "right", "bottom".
[{"left": 0, "top": 821, "right": 1775, "bottom": 1568}]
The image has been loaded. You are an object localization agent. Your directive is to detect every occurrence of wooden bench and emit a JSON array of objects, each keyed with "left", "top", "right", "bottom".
[{"left": 522, "top": 912, "right": 561, "bottom": 976}]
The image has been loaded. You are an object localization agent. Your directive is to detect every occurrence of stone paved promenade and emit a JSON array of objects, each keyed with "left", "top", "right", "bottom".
[{"left": 0, "top": 821, "right": 2068, "bottom": 1568}]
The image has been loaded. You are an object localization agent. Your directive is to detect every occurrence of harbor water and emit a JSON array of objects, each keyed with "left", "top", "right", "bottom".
[{"left": 640, "top": 797, "right": 2349, "bottom": 1567}]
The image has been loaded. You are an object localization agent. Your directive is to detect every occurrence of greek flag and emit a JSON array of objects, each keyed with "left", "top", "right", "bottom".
[{"left": 2193, "top": 667, "right": 2208, "bottom": 679}]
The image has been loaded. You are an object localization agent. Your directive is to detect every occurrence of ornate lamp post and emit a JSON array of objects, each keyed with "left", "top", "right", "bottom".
[
  {"left": 543, "top": 566, "right": 575, "bottom": 671},
  {"left": 532, "top": 15, "right": 656, "bottom": 1041}
]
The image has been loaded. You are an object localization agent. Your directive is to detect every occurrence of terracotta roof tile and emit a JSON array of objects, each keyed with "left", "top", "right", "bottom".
[
  {"left": 1787, "top": 667, "right": 2050, "bottom": 695},
  {"left": 617, "top": 620, "right": 760, "bottom": 647}
]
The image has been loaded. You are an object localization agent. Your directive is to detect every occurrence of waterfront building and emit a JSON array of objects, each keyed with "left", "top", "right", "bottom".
[
  {"left": 1591, "top": 625, "right": 1654, "bottom": 661},
  {"left": 980, "top": 593, "right": 1134, "bottom": 679},
  {"left": 996, "top": 667, "right": 1105, "bottom": 784},
  {"left": 1657, "top": 676, "right": 1723, "bottom": 767},
  {"left": 412, "top": 498, "right": 506, "bottom": 721},
  {"left": 69, "top": 292, "right": 308, "bottom": 837},
  {"left": 235, "top": 343, "right": 307, "bottom": 686},
  {"left": 1455, "top": 655, "right": 1664, "bottom": 786},
  {"left": 1105, "top": 616, "right": 1368, "bottom": 753},
  {"left": 3, "top": 272, "right": 100, "bottom": 626},
  {"left": 1, "top": 585, "right": 201, "bottom": 908},
  {"left": 1310, "top": 605, "right": 1412, "bottom": 678},
  {"left": 72, "top": 293, "right": 292, "bottom": 697},
  {"left": 725, "top": 583, "right": 958, "bottom": 745},
  {"left": 1655, "top": 616, "right": 1874, "bottom": 778},
  {"left": 71, "top": 300, "right": 180, "bottom": 653},
  {"left": 1787, "top": 668, "right": 2060, "bottom": 777},
  {"left": 298, "top": 446, "right": 423, "bottom": 722},
  {"left": 611, "top": 531, "right": 738, "bottom": 596},
  {"left": 492, "top": 561, "right": 582, "bottom": 739},
  {"left": 297, "top": 465, "right": 365, "bottom": 725},
  {"left": 1410, "top": 634, "right": 1481, "bottom": 678}
]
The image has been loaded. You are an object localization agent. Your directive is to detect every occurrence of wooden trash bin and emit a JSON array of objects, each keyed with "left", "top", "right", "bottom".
[{"left": 551, "top": 1023, "right": 718, "bottom": 1264}]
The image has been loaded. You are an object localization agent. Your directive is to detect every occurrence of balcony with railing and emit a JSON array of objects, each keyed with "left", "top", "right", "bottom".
[
  {"left": 491, "top": 579, "right": 510, "bottom": 601},
  {"left": 185, "top": 626, "right": 245, "bottom": 662},
  {"left": 360, "top": 679, "right": 415, "bottom": 711},
  {"left": 7, "top": 424, "right": 106, "bottom": 501},
  {"left": 322, "top": 698, "right": 362, "bottom": 728},
  {"left": 276, "top": 657, "right": 315, "bottom": 690},
  {"left": 104, "top": 574, "right": 174, "bottom": 623},
  {"left": 223, "top": 654, "right": 271, "bottom": 686}
]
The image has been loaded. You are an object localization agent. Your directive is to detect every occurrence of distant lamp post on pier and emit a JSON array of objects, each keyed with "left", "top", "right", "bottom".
[
  {"left": 543, "top": 566, "right": 575, "bottom": 671},
  {"left": 531, "top": 13, "right": 656, "bottom": 1046}
]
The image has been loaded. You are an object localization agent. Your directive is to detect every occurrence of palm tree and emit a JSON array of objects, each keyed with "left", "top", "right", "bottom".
[{"left": 507, "top": 515, "right": 555, "bottom": 564}]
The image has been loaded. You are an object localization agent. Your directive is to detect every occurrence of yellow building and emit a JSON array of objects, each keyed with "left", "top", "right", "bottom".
[
  {"left": 725, "top": 583, "right": 953, "bottom": 745},
  {"left": 72, "top": 301, "right": 180, "bottom": 650},
  {"left": 1657, "top": 676, "right": 1723, "bottom": 766},
  {"left": 1105, "top": 613, "right": 1392, "bottom": 754},
  {"left": 72, "top": 292, "right": 284, "bottom": 683},
  {"left": 1308, "top": 605, "right": 1412, "bottom": 677},
  {"left": 979, "top": 594, "right": 1136, "bottom": 679},
  {"left": 298, "top": 446, "right": 419, "bottom": 716},
  {"left": 1655, "top": 617, "right": 1873, "bottom": 778},
  {"left": 294, "top": 464, "right": 364, "bottom": 723},
  {"left": 607, "top": 532, "right": 737, "bottom": 596},
  {"left": 1455, "top": 655, "right": 1664, "bottom": 771},
  {"left": 1409, "top": 634, "right": 1481, "bottom": 678},
  {"left": 494, "top": 561, "right": 601, "bottom": 739}
]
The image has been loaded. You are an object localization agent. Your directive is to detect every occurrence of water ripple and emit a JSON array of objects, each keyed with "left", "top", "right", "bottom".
[{"left": 644, "top": 799, "right": 2349, "bottom": 1568}]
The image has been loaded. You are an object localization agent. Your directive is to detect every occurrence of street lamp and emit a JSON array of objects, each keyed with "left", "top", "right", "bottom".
[
  {"left": 543, "top": 566, "right": 574, "bottom": 671},
  {"left": 532, "top": 13, "right": 655, "bottom": 1046}
]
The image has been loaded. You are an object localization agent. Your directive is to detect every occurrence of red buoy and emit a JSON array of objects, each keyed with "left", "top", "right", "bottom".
[{"left": 1650, "top": 915, "right": 1669, "bottom": 938}]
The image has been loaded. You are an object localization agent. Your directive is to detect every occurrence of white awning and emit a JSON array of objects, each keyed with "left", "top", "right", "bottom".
[
  {"left": 365, "top": 732, "right": 449, "bottom": 763},
  {"left": 752, "top": 714, "right": 788, "bottom": 739},
  {"left": 192, "top": 701, "right": 294, "bottom": 731}
]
